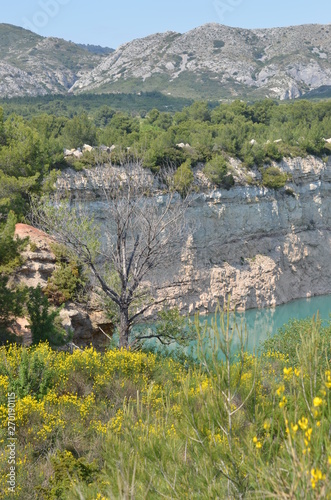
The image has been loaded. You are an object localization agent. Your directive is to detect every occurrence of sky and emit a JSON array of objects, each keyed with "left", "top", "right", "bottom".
[{"left": 2, "top": 0, "right": 331, "bottom": 48}]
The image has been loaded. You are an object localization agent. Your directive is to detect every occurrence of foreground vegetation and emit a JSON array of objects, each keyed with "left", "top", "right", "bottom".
[{"left": 0, "top": 311, "right": 330, "bottom": 499}]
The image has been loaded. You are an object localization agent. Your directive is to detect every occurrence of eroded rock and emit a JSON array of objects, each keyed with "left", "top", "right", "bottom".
[{"left": 13, "top": 223, "right": 113, "bottom": 349}]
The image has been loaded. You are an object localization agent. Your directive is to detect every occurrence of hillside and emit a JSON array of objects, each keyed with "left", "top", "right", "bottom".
[
  {"left": 0, "top": 24, "right": 106, "bottom": 98},
  {"left": 1, "top": 23, "right": 331, "bottom": 101},
  {"left": 71, "top": 23, "right": 331, "bottom": 100}
]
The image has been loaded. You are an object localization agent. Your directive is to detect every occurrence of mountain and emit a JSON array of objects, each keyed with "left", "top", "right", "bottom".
[
  {"left": 71, "top": 23, "right": 331, "bottom": 100},
  {"left": 0, "top": 24, "right": 106, "bottom": 98},
  {"left": 1, "top": 23, "right": 331, "bottom": 101}
]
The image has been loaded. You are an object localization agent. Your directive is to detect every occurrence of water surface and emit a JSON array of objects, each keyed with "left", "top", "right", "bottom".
[{"left": 139, "top": 294, "right": 331, "bottom": 356}]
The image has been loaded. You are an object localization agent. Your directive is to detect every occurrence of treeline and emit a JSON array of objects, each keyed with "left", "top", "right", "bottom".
[
  {"left": 0, "top": 92, "right": 194, "bottom": 119},
  {"left": 0, "top": 98, "right": 331, "bottom": 219}
]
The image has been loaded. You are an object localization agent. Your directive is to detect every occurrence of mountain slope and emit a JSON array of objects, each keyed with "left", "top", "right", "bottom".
[
  {"left": 71, "top": 23, "right": 331, "bottom": 100},
  {"left": 0, "top": 24, "right": 106, "bottom": 98},
  {"left": 1, "top": 23, "right": 331, "bottom": 101}
]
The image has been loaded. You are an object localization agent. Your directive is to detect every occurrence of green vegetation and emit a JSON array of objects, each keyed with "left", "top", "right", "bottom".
[
  {"left": 0, "top": 214, "right": 68, "bottom": 346},
  {"left": 0, "top": 98, "right": 330, "bottom": 221},
  {"left": 44, "top": 244, "right": 87, "bottom": 306},
  {"left": 203, "top": 155, "right": 229, "bottom": 186},
  {"left": 0, "top": 92, "right": 194, "bottom": 119},
  {"left": 0, "top": 213, "right": 27, "bottom": 343},
  {"left": 0, "top": 311, "right": 330, "bottom": 498},
  {"left": 173, "top": 159, "right": 194, "bottom": 196},
  {"left": 262, "top": 166, "right": 288, "bottom": 189}
]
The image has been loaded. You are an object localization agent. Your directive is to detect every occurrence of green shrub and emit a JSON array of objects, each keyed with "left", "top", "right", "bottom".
[
  {"left": 203, "top": 155, "right": 229, "bottom": 186},
  {"left": 173, "top": 160, "right": 194, "bottom": 196},
  {"left": 27, "top": 285, "right": 69, "bottom": 346},
  {"left": 262, "top": 166, "right": 288, "bottom": 189},
  {"left": 44, "top": 244, "right": 87, "bottom": 305}
]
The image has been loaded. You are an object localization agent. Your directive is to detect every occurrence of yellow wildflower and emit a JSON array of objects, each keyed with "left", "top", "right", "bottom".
[
  {"left": 263, "top": 421, "right": 271, "bottom": 431},
  {"left": 298, "top": 417, "right": 308, "bottom": 430},
  {"left": 304, "top": 428, "right": 313, "bottom": 446},
  {"left": 291, "top": 423, "right": 298, "bottom": 433},
  {"left": 276, "top": 385, "right": 285, "bottom": 397},
  {"left": 279, "top": 396, "right": 287, "bottom": 408},
  {"left": 283, "top": 367, "right": 293, "bottom": 379},
  {"left": 311, "top": 468, "right": 325, "bottom": 489},
  {"left": 313, "top": 397, "right": 323, "bottom": 408}
]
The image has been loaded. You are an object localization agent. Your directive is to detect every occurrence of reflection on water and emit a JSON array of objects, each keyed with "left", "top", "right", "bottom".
[{"left": 139, "top": 295, "right": 331, "bottom": 357}]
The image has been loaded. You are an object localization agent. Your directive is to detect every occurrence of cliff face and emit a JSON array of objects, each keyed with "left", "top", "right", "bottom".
[{"left": 56, "top": 156, "right": 331, "bottom": 314}]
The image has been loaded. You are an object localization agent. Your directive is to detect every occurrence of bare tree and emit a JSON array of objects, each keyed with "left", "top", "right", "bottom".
[{"left": 31, "top": 161, "right": 191, "bottom": 348}]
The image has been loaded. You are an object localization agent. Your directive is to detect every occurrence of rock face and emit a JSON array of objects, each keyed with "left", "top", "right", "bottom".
[
  {"left": 13, "top": 224, "right": 112, "bottom": 348},
  {"left": 55, "top": 156, "right": 331, "bottom": 314},
  {"left": 71, "top": 23, "right": 331, "bottom": 100}
]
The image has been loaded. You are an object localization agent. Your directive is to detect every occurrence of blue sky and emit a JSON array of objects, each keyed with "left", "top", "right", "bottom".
[{"left": 2, "top": 0, "right": 331, "bottom": 48}]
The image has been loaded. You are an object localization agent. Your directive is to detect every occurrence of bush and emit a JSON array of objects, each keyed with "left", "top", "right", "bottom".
[
  {"left": 27, "top": 285, "right": 69, "bottom": 346},
  {"left": 44, "top": 244, "right": 87, "bottom": 305},
  {"left": 262, "top": 166, "right": 288, "bottom": 189},
  {"left": 173, "top": 160, "right": 194, "bottom": 196},
  {"left": 0, "top": 314, "right": 331, "bottom": 498},
  {"left": 203, "top": 155, "right": 229, "bottom": 186}
]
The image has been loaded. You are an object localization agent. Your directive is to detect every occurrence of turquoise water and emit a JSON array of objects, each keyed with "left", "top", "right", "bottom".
[
  {"left": 202, "top": 294, "right": 331, "bottom": 353},
  {"left": 139, "top": 294, "right": 331, "bottom": 356}
]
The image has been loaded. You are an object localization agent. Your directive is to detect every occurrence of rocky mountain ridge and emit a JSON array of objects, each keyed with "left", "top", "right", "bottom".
[
  {"left": 0, "top": 24, "right": 107, "bottom": 98},
  {"left": 71, "top": 23, "right": 331, "bottom": 100},
  {"left": 1, "top": 23, "right": 331, "bottom": 100}
]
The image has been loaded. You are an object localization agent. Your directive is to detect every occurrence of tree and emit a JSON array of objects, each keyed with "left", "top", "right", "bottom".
[
  {"left": 32, "top": 162, "right": 191, "bottom": 349},
  {"left": 173, "top": 160, "right": 194, "bottom": 196},
  {"left": 203, "top": 155, "right": 228, "bottom": 187},
  {"left": 62, "top": 113, "right": 97, "bottom": 149},
  {"left": 27, "top": 285, "right": 69, "bottom": 346},
  {"left": 0, "top": 211, "right": 28, "bottom": 343},
  {"left": 0, "top": 276, "right": 26, "bottom": 344}
]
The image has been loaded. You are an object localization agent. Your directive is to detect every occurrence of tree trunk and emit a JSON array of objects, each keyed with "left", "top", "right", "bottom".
[{"left": 119, "top": 307, "right": 130, "bottom": 349}]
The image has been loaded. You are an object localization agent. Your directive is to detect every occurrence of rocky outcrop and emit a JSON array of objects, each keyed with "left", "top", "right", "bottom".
[
  {"left": 13, "top": 224, "right": 113, "bottom": 348},
  {"left": 55, "top": 156, "right": 331, "bottom": 314}
]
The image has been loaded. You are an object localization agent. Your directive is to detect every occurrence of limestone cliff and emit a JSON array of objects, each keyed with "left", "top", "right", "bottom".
[{"left": 55, "top": 156, "right": 331, "bottom": 314}]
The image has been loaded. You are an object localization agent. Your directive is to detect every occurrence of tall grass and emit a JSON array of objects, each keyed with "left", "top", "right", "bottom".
[{"left": 0, "top": 311, "right": 330, "bottom": 498}]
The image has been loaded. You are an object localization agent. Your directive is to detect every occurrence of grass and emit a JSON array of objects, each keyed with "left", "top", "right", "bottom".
[{"left": 0, "top": 311, "right": 330, "bottom": 498}]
